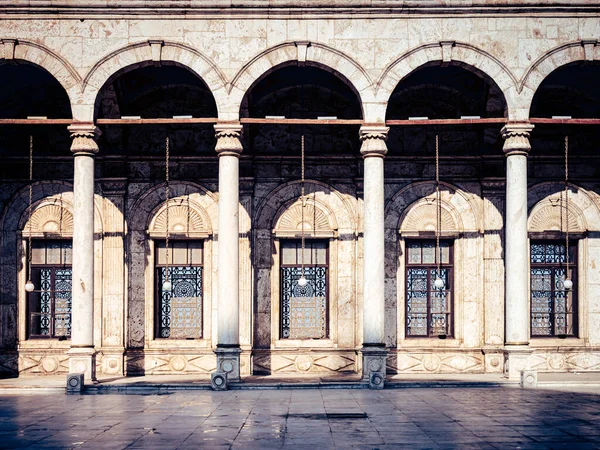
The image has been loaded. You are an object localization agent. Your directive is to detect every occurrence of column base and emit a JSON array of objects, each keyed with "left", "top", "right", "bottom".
[
  {"left": 361, "top": 345, "right": 388, "bottom": 389},
  {"left": 503, "top": 345, "right": 534, "bottom": 381},
  {"left": 67, "top": 347, "right": 97, "bottom": 383},
  {"left": 215, "top": 346, "right": 242, "bottom": 382}
]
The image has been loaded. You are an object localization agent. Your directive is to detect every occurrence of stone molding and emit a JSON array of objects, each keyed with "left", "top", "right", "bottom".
[
  {"left": 214, "top": 124, "right": 243, "bottom": 156},
  {"left": 68, "top": 124, "right": 101, "bottom": 156},
  {"left": 359, "top": 126, "right": 389, "bottom": 158},
  {"left": 501, "top": 123, "right": 534, "bottom": 156}
]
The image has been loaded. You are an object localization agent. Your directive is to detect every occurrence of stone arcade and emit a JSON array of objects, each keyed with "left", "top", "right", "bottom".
[{"left": 0, "top": 1, "right": 599, "bottom": 387}]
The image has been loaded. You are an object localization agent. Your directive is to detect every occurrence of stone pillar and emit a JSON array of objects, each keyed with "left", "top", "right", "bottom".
[
  {"left": 359, "top": 126, "right": 389, "bottom": 388},
  {"left": 501, "top": 123, "right": 534, "bottom": 380},
  {"left": 214, "top": 124, "right": 243, "bottom": 382},
  {"left": 67, "top": 123, "right": 100, "bottom": 382}
]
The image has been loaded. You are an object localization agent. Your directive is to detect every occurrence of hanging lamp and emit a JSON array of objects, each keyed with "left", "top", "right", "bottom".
[
  {"left": 297, "top": 135, "right": 308, "bottom": 287},
  {"left": 433, "top": 135, "right": 444, "bottom": 289},
  {"left": 563, "top": 135, "right": 573, "bottom": 291},
  {"left": 24, "top": 135, "right": 35, "bottom": 293},
  {"left": 162, "top": 136, "right": 172, "bottom": 292}
]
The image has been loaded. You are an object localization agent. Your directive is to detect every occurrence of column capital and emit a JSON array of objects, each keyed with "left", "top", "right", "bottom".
[
  {"left": 215, "top": 123, "right": 243, "bottom": 157},
  {"left": 501, "top": 123, "right": 534, "bottom": 156},
  {"left": 68, "top": 123, "right": 101, "bottom": 156},
  {"left": 359, "top": 125, "right": 389, "bottom": 158}
]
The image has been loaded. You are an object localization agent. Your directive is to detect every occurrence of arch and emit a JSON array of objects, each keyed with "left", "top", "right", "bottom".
[
  {"left": 273, "top": 197, "right": 339, "bottom": 238},
  {"left": 21, "top": 197, "right": 74, "bottom": 237},
  {"left": 377, "top": 42, "right": 517, "bottom": 117},
  {"left": 82, "top": 41, "right": 228, "bottom": 121},
  {"left": 1, "top": 181, "right": 103, "bottom": 235},
  {"left": 228, "top": 42, "right": 373, "bottom": 120},
  {"left": 254, "top": 179, "right": 356, "bottom": 233},
  {"left": 528, "top": 182, "right": 600, "bottom": 232},
  {"left": 1, "top": 39, "right": 81, "bottom": 111},
  {"left": 129, "top": 181, "right": 218, "bottom": 233},
  {"left": 519, "top": 41, "right": 596, "bottom": 116},
  {"left": 385, "top": 181, "right": 481, "bottom": 233}
]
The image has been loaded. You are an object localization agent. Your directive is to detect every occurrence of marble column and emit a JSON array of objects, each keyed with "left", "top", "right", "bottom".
[
  {"left": 359, "top": 126, "right": 389, "bottom": 388},
  {"left": 67, "top": 123, "right": 100, "bottom": 382},
  {"left": 214, "top": 124, "right": 243, "bottom": 382},
  {"left": 502, "top": 123, "right": 534, "bottom": 380}
]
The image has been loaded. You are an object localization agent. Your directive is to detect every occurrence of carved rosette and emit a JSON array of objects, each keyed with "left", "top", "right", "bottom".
[
  {"left": 501, "top": 123, "right": 534, "bottom": 156},
  {"left": 359, "top": 126, "right": 389, "bottom": 158},
  {"left": 214, "top": 123, "right": 243, "bottom": 157},
  {"left": 68, "top": 124, "right": 101, "bottom": 156}
]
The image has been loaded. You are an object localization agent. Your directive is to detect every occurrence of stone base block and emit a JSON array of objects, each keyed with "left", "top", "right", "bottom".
[
  {"left": 503, "top": 346, "right": 533, "bottom": 380},
  {"left": 211, "top": 372, "right": 228, "bottom": 390},
  {"left": 66, "top": 373, "right": 84, "bottom": 394},
  {"left": 361, "top": 346, "right": 388, "bottom": 389},
  {"left": 520, "top": 370, "right": 538, "bottom": 388},
  {"left": 215, "top": 347, "right": 241, "bottom": 382},
  {"left": 67, "top": 348, "right": 96, "bottom": 383}
]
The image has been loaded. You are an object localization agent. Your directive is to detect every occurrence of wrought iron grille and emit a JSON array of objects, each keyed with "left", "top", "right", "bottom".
[
  {"left": 405, "top": 240, "right": 453, "bottom": 337},
  {"left": 28, "top": 240, "right": 72, "bottom": 339},
  {"left": 530, "top": 242, "right": 577, "bottom": 337},
  {"left": 158, "top": 266, "right": 203, "bottom": 338},
  {"left": 280, "top": 240, "right": 328, "bottom": 339}
]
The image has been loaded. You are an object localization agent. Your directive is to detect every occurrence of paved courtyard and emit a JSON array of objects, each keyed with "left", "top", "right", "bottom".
[{"left": 1, "top": 387, "right": 599, "bottom": 449}]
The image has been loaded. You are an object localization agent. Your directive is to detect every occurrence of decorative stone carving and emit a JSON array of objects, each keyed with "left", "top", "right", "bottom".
[
  {"left": 19, "top": 353, "right": 70, "bottom": 375},
  {"left": 253, "top": 352, "right": 356, "bottom": 374},
  {"left": 501, "top": 124, "right": 534, "bottom": 156},
  {"left": 400, "top": 201, "right": 457, "bottom": 234},
  {"left": 125, "top": 352, "right": 216, "bottom": 375},
  {"left": 214, "top": 124, "right": 243, "bottom": 156},
  {"left": 528, "top": 200, "right": 583, "bottom": 233},
  {"left": 295, "top": 41, "right": 311, "bottom": 63},
  {"left": 274, "top": 200, "right": 335, "bottom": 237},
  {"left": 149, "top": 198, "right": 211, "bottom": 237},
  {"left": 68, "top": 124, "right": 101, "bottom": 156},
  {"left": 359, "top": 126, "right": 389, "bottom": 158},
  {"left": 23, "top": 201, "right": 73, "bottom": 236},
  {"left": 388, "top": 351, "right": 485, "bottom": 374},
  {"left": 148, "top": 40, "right": 164, "bottom": 63}
]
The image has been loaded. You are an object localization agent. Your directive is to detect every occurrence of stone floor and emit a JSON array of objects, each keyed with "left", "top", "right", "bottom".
[{"left": 1, "top": 387, "right": 600, "bottom": 449}]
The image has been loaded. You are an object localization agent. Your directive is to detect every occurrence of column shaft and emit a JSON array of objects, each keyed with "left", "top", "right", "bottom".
[
  {"left": 359, "top": 126, "right": 389, "bottom": 388},
  {"left": 67, "top": 124, "right": 100, "bottom": 382},
  {"left": 214, "top": 124, "right": 243, "bottom": 384},
  {"left": 502, "top": 123, "right": 534, "bottom": 381}
]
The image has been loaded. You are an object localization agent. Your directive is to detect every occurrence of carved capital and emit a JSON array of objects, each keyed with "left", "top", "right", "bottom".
[
  {"left": 214, "top": 123, "right": 243, "bottom": 157},
  {"left": 501, "top": 123, "right": 534, "bottom": 156},
  {"left": 68, "top": 123, "right": 101, "bottom": 156},
  {"left": 359, "top": 125, "right": 389, "bottom": 158}
]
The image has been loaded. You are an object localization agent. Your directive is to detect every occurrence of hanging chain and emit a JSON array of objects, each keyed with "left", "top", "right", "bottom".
[
  {"left": 165, "top": 136, "right": 170, "bottom": 283},
  {"left": 564, "top": 135, "right": 569, "bottom": 277},
  {"left": 300, "top": 135, "right": 306, "bottom": 279},
  {"left": 27, "top": 135, "right": 33, "bottom": 281},
  {"left": 435, "top": 134, "right": 441, "bottom": 279}
]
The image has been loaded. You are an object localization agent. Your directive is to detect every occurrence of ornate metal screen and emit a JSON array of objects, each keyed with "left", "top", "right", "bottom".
[
  {"left": 28, "top": 241, "right": 72, "bottom": 338},
  {"left": 156, "top": 241, "right": 203, "bottom": 339},
  {"left": 405, "top": 241, "right": 452, "bottom": 337},
  {"left": 530, "top": 242, "right": 577, "bottom": 337},
  {"left": 280, "top": 241, "right": 328, "bottom": 339}
]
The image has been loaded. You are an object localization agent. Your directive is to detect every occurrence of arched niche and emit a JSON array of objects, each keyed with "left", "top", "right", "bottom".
[
  {"left": 126, "top": 181, "right": 218, "bottom": 351},
  {"left": 21, "top": 197, "right": 74, "bottom": 237}
]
